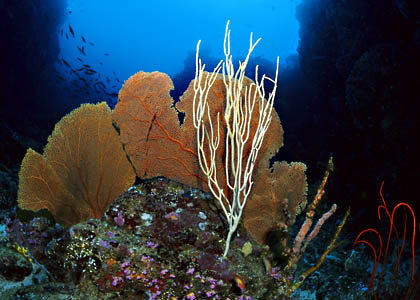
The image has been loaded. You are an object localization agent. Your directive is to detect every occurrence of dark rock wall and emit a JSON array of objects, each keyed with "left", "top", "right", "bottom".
[{"left": 292, "top": 0, "right": 420, "bottom": 224}]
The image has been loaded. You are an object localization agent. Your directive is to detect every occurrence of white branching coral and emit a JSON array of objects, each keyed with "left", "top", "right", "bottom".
[{"left": 192, "top": 20, "right": 279, "bottom": 257}]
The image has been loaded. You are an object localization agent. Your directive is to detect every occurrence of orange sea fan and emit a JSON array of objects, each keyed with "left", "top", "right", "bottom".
[
  {"left": 18, "top": 102, "right": 136, "bottom": 227},
  {"left": 112, "top": 71, "right": 283, "bottom": 197}
]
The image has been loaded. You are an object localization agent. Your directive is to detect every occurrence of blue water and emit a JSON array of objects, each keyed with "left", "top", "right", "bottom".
[{"left": 58, "top": 0, "right": 301, "bottom": 87}]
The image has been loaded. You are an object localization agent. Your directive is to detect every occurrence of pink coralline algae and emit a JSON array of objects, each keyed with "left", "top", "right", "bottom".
[
  {"left": 146, "top": 241, "right": 159, "bottom": 248},
  {"left": 113, "top": 211, "right": 124, "bottom": 226}
]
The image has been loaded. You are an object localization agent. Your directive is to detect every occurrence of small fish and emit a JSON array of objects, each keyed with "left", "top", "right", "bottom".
[
  {"left": 233, "top": 274, "right": 245, "bottom": 292},
  {"left": 61, "top": 58, "right": 71, "bottom": 68},
  {"left": 86, "top": 68, "right": 96, "bottom": 73},
  {"left": 81, "top": 36, "right": 86, "bottom": 43},
  {"left": 89, "top": 42, "right": 95, "bottom": 46},
  {"left": 65, "top": 33, "right": 68, "bottom": 39},
  {"left": 95, "top": 81, "right": 106, "bottom": 89},
  {"left": 68, "top": 24, "right": 75, "bottom": 37},
  {"left": 77, "top": 57, "right": 83, "bottom": 62},
  {"left": 104, "top": 53, "right": 110, "bottom": 56},
  {"left": 98, "top": 62, "right": 103, "bottom": 65},
  {"left": 83, "top": 64, "right": 91, "bottom": 68},
  {"left": 68, "top": 10, "right": 72, "bottom": 14},
  {"left": 76, "top": 46, "right": 86, "bottom": 56},
  {"left": 115, "top": 78, "right": 120, "bottom": 83}
]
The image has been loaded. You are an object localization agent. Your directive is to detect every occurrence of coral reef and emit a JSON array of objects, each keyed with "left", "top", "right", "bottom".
[{"left": 9, "top": 178, "right": 291, "bottom": 299}]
